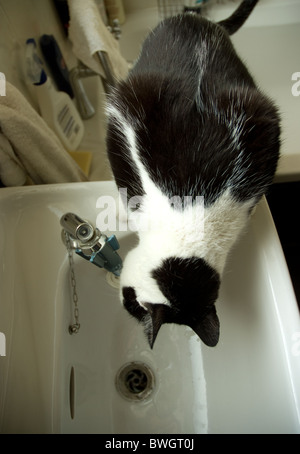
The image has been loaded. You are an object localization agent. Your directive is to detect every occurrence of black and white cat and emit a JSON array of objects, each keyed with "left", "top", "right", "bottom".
[{"left": 106, "top": 0, "right": 280, "bottom": 348}]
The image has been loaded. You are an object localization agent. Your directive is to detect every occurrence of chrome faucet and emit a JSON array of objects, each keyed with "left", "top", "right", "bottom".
[
  {"left": 60, "top": 212, "right": 122, "bottom": 276},
  {"left": 69, "top": 65, "right": 96, "bottom": 119},
  {"left": 70, "top": 52, "right": 116, "bottom": 119}
]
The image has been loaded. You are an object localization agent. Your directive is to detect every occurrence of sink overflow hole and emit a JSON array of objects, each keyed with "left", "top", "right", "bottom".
[{"left": 69, "top": 366, "right": 75, "bottom": 420}]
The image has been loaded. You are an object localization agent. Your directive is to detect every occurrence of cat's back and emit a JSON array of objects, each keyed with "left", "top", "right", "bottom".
[
  {"left": 132, "top": 13, "right": 252, "bottom": 87},
  {"left": 132, "top": 14, "right": 216, "bottom": 75},
  {"left": 107, "top": 12, "right": 280, "bottom": 207}
]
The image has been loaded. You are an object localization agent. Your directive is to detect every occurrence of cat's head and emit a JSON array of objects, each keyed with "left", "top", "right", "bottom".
[{"left": 121, "top": 252, "right": 220, "bottom": 348}]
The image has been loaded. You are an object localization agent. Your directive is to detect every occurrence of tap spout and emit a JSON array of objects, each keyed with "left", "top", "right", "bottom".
[
  {"left": 60, "top": 213, "right": 122, "bottom": 276},
  {"left": 69, "top": 66, "right": 96, "bottom": 119}
]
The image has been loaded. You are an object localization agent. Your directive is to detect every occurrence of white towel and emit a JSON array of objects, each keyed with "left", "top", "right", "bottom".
[
  {"left": 0, "top": 81, "right": 88, "bottom": 186},
  {"left": 68, "top": 0, "right": 128, "bottom": 81},
  {"left": 0, "top": 133, "right": 27, "bottom": 186}
]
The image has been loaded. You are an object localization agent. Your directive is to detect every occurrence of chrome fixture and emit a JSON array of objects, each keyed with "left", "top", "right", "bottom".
[
  {"left": 108, "top": 19, "right": 122, "bottom": 40},
  {"left": 60, "top": 212, "right": 122, "bottom": 276},
  {"left": 70, "top": 52, "right": 116, "bottom": 119},
  {"left": 69, "top": 64, "right": 96, "bottom": 119}
]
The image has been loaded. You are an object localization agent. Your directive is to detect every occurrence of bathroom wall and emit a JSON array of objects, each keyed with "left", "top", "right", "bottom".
[{"left": 123, "top": 0, "right": 157, "bottom": 14}]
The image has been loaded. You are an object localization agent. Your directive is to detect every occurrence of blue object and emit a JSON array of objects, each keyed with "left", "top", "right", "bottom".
[
  {"left": 25, "top": 38, "right": 47, "bottom": 85},
  {"left": 39, "top": 34, "right": 74, "bottom": 98},
  {"left": 106, "top": 235, "right": 120, "bottom": 251},
  {"left": 75, "top": 234, "right": 122, "bottom": 276}
]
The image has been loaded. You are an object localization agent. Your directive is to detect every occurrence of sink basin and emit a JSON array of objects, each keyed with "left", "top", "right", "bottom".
[{"left": 0, "top": 181, "right": 300, "bottom": 434}]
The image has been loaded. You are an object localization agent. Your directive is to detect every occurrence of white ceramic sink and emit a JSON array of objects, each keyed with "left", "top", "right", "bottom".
[{"left": 0, "top": 181, "right": 300, "bottom": 434}]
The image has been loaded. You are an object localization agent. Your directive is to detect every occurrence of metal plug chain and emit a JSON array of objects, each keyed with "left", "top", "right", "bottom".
[{"left": 64, "top": 231, "right": 80, "bottom": 334}]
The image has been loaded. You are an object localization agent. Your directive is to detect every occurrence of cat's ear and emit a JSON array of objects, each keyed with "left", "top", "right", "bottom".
[
  {"left": 142, "top": 303, "right": 220, "bottom": 348},
  {"left": 143, "top": 303, "right": 170, "bottom": 349},
  {"left": 191, "top": 305, "right": 220, "bottom": 347}
]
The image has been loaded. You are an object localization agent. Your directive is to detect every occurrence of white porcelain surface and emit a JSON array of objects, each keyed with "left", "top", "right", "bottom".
[{"left": 0, "top": 181, "right": 299, "bottom": 434}]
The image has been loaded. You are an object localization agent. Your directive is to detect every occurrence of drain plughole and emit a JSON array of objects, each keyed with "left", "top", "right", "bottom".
[{"left": 115, "top": 362, "right": 155, "bottom": 401}]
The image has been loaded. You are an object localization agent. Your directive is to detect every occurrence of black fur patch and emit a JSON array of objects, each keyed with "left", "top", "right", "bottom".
[
  {"left": 107, "top": 13, "right": 280, "bottom": 208},
  {"left": 151, "top": 256, "right": 221, "bottom": 346},
  {"left": 123, "top": 258, "right": 221, "bottom": 347},
  {"left": 108, "top": 2, "right": 280, "bottom": 348},
  {"left": 106, "top": 118, "right": 145, "bottom": 203},
  {"left": 152, "top": 256, "right": 220, "bottom": 321},
  {"left": 123, "top": 286, "right": 147, "bottom": 321},
  {"left": 218, "top": 0, "right": 259, "bottom": 35}
]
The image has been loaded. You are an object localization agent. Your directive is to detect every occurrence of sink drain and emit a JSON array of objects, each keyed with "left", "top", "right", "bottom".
[{"left": 115, "top": 362, "right": 155, "bottom": 402}]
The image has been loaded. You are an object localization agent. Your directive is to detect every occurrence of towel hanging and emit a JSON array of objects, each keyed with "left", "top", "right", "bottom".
[
  {"left": 0, "top": 81, "right": 88, "bottom": 186},
  {"left": 67, "top": 0, "right": 128, "bottom": 82}
]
